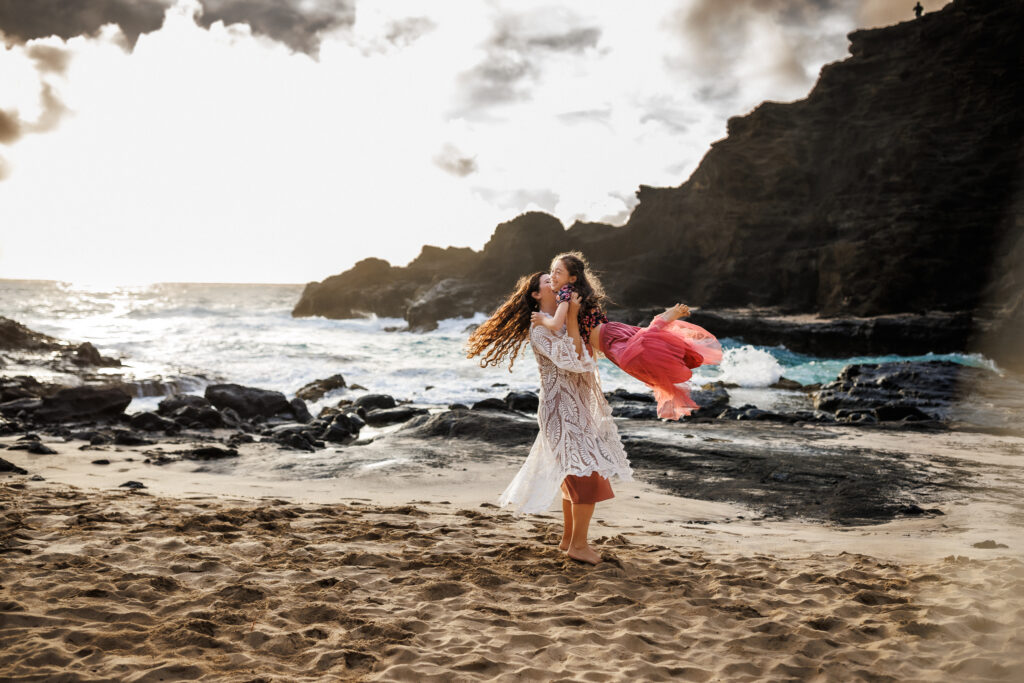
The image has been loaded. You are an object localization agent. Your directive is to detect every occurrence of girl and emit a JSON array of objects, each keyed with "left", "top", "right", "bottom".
[
  {"left": 533, "top": 252, "right": 722, "bottom": 419},
  {"left": 467, "top": 272, "right": 631, "bottom": 565}
]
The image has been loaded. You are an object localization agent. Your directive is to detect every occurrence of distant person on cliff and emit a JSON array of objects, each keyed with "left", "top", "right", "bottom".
[
  {"left": 534, "top": 252, "right": 722, "bottom": 419},
  {"left": 914, "top": 2, "right": 924, "bottom": 18},
  {"left": 467, "top": 271, "right": 631, "bottom": 565}
]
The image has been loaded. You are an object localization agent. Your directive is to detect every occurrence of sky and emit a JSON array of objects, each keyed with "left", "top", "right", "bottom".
[{"left": 0, "top": 0, "right": 948, "bottom": 285}]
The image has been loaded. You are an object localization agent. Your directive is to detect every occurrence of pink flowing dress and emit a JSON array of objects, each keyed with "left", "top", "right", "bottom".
[{"left": 599, "top": 317, "right": 722, "bottom": 419}]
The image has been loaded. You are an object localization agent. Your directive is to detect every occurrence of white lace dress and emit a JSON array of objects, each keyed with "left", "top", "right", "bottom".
[{"left": 498, "top": 320, "right": 633, "bottom": 514}]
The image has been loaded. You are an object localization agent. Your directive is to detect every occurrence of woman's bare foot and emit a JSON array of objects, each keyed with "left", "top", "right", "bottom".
[
  {"left": 566, "top": 543, "right": 602, "bottom": 565},
  {"left": 558, "top": 539, "right": 571, "bottom": 552},
  {"left": 660, "top": 303, "right": 690, "bottom": 321}
]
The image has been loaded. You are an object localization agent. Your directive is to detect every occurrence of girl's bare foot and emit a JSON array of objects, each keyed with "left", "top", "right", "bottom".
[
  {"left": 660, "top": 303, "right": 690, "bottom": 321},
  {"left": 566, "top": 544, "right": 602, "bottom": 565}
]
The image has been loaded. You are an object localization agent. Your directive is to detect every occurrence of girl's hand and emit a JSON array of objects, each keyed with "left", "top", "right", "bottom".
[
  {"left": 530, "top": 312, "right": 543, "bottom": 325},
  {"left": 569, "top": 293, "right": 582, "bottom": 312}
]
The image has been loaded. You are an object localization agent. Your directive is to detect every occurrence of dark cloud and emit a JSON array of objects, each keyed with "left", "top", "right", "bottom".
[
  {"left": 455, "top": 10, "right": 602, "bottom": 115},
  {"left": 196, "top": 0, "right": 355, "bottom": 55},
  {"left": 433, "top": 144, "right": 477, "bottom": 177},
  {"left": 0, "top": 0, "right": 356, "bottom": 55},
  {"left": 385, "top": 16, "right": 436, "bottom": 47},
  {"left": 0, "top": 0, "right": 172, "bottom": 48},
  {"left": 26, "top": 44, "right": 72, "bottom": 73},
  {"left": 0, "top": 109, "right": 19, "bottom": 144}
]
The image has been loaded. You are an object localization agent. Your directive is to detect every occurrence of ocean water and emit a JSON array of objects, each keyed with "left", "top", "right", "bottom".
[{"left": 0, "top": 279, "right": 998, "bottom": 415}]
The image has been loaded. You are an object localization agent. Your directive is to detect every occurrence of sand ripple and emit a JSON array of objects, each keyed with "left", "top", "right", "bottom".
[{"left": 1, "top": 483, "right": 1022, "bottom": 681}]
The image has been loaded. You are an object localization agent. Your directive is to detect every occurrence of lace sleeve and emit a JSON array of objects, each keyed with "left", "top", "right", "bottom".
[{"left": 530, "top": 324, "right": 595, "bottom": 373}]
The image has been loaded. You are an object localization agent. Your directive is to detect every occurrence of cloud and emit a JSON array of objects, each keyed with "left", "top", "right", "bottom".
[
  {"left": 195, "top": 0, "right": 356, "bottom": 56},
  {"left": 26, "top": 44, "right": 71, "bottom": 73},
  {"left": 0, "top": 0, "right": 172, "bottom": 48},
  {"left": 433, "top": 144, "right": 478, "bottom": 177},
  {"left": 0, "top": 109, "right": 18, "bottom": 143},
  {"left": 384, "top": 16, "right": 436, "bottom": 47},
  {"left": 455, "top": 8, "right": 602, "bottom": 115}
]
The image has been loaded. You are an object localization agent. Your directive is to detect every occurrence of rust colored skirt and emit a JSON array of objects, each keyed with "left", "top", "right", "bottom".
[{"left": 560, "top": 472, "right": 615, "bottom": 504}]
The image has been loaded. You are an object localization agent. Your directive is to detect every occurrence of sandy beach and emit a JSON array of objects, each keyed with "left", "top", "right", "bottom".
[{"left": 3, "top": 425, "right": 1023, "bottom": 682}]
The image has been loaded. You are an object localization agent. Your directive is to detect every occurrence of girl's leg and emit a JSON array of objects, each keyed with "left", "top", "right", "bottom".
[
  {"left": 659, "top": 303, "right": 691, "bottom": 321},
  {"left": 559, "top": 498, "right": 573, "bottom": 551},
  {"left": 567, "top": 503, "right": 602, "bottom": 565}
]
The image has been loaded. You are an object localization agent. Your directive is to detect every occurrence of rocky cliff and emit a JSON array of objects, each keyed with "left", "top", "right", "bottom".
[{"left": 294, "top": 0, "right": 1023, "bottom": 369}]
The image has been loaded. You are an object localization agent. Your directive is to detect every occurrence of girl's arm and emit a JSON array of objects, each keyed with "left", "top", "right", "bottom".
[
  {"left": 538, "top": 301, "right": 568, "bottom": 331},
  {"left": 565, "top": 295, "right": 585, "bottom": 360}
]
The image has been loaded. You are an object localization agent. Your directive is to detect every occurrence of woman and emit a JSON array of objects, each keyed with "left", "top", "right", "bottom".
[{"left": 467, "top": 272, "right": 632, "bottom": 565}]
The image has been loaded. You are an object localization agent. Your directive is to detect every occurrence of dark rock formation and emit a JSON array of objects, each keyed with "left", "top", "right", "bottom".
[
  {"left": 0, "top": 317, "right": 62, "bottom": 351},
  {"left": 205, "top": 384, "right": 294, "bottom": 419},
  {"left": 396, "top": 409, "right": 538, "bottom": 447},
  {"left": 72, "top": 342, "right": 121, "bottom": 367},
  {"left": 504, "top": 391, "right": 539, "bottom": 413},
  {"left": 129, "top": 411, "right": 178, "bottom": 432},
  {"left": 295, "top": 374, "right": 347, "bottom": 402},
  {"left": 814, "top": 360, "right": 991, "bottom": 420},
  {"left": 293, "top": 0, "right": 1023, "bottom": 369},
  {"left": 34, "top": 387, "right": 132, "bottom": 422},
  {"left": 0, "top": 457, "right": 28, "bottom": 475},
  {"left": 353, "top": 394, "right": 396, "bottom": 411}
]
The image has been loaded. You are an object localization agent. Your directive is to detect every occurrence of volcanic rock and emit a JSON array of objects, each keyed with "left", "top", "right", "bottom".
[
  {"left": 353, "top": 394, "right": 397, "bottom": 411},
  {"left": 0, "top": 457, "right": 28, "bottom": 475},
  {"left": 205, "top": 383, "right": 292, "bottom": 419},
  {"left": 295, "top": 374, "right": 347, "bottom": 402},
  {"left": 129, "top": 411, "right": 178, "bottom": 432},
  {"left": 34, "top": 387, "right": 132, "bottom": 422},
  {"left": 157, "top": 394, "right": 213, "bottom": 415},
  {"left": 397, "top": 409, "right": 538, "bottom": 447}
]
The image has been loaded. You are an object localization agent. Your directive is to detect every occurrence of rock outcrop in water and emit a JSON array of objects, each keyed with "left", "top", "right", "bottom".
[{"left": 293, "top": 0, "right": 1023, "bottom": 370}]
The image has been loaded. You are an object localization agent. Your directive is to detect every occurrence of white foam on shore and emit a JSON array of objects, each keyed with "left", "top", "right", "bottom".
[{"left": 712, "top": 345, "right": 784, "bottom": 387}]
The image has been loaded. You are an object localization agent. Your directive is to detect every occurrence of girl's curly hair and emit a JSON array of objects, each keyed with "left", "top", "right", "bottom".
[
  {"left": 466, "top": 271, "right": 544, "bottom": 371},
  {"left": 552, "top": 251, "right": 608, "bottom": 321}
]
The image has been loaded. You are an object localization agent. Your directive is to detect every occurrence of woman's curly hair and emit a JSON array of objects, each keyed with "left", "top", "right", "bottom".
[{"left": 466, "top": 271, "right": 544, "bottom": 371}]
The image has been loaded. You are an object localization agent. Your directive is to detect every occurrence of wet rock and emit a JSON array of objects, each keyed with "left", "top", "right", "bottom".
[
  {"left": 0, "top": 457, "right": 28, "bottom": 475},
  {"left": 972, "top": 540, "right": 1009, "bottom": 549},
  {"left": 72, "top": 341, "right": 121, "bottom": 367},
  {"left": 205, "top": 383, "right": 292, "bottom": 419},
  {"left": 691, "top": 383, "right": 731, "bottom": 418},
  {"left": 0, "top": 398, "right": 43, "bottom": 416},
  {"left": 504, "top": 391, "right": 539, "bottom": 413},
  {"left": 181, "top": 446, "right": 238, "bottom": 460},
  {"left": 89, "top": 433, "right": 112, "bottom": 446},
  {"left": 471, "top": 398, "right": 510, "bottom": 412},
  {"left": 289, "top": 398, "right": 313, "bottom": 424},
  {"left": 611, "top": 404, "right": 658, "bottom": 419},
  {"left": 91, "top": 459, "right": 111, "bottom": 465},
  {"left": 112, "top": 430, "right": 153, "bottom": 446},
  {"left": 26, "top": 441, "right": 58, "bottom": 455},
  {"left": 172, "top": 405, "right": 225, "bottom": 429},
  {"left": 397, "top": 409, "right": 538, "bottom": 447},
  {"left": 0, "top": 375, "right": 49, "bottom": 401},
  {"left": 770, "top": 378, "right": 803, "bottom": 390},
  {"left": 227, "top": 432, "right": 255, "bottom": 448},
  {"left": 814, "top": 360, "right": 994, "bottom": 421},
  {"left": 0, "top": 316, "right": 62, "bottom": 351},
  {"left": 353, "top": 394, "right": 396, "bottom": 411},
  {"left": 448, "top": 403, "right": 469, "bottom": 411},
  {"left": 363, "top": 406, "right": 429, "bottom": 426},
  {"left": 35, "top": 387, "right": 132, "bottom": 422},
  {"left": 119, "top": 480, "right": 147, "bottom": 489},
  {"left": 129, "top": 411, "right": 178, "bottom": 432},
  {"left": 295, "top": 374, "right": 347, "bottom": 402},
  {"left": 157, "top": 394, "right": 213, "bottom": 416},
  {"left": 606, "top": 388, "right": 656, "bottom": 404}
]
